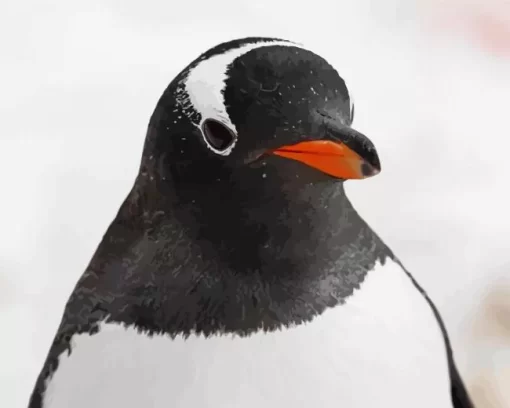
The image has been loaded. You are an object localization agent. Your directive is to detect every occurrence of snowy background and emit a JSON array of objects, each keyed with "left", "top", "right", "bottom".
[{"left": 1, "top": 0, "right": 509, "bottom": 407}]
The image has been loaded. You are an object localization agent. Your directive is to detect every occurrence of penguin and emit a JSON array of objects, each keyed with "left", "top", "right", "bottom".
[{"left": 28, "top": 37, "right": 474, "bottom": 408}]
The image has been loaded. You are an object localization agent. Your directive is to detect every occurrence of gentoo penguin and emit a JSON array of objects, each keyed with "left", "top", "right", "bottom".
[{"left": 28, "top": 37, "right": 474, "bottom": 408}]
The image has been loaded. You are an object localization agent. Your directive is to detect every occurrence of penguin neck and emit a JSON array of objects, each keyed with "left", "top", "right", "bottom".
[
  {"left": 96, "top": 158, "right": 393, "bottom": 334},
  {"left": 172, "top": 175, "right": 356, "bottom": 241},
  {"left": 123, "top": 163, "right": 388, "bottom": 279}
]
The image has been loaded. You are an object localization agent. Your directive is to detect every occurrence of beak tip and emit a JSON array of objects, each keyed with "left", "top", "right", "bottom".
[{"left": 361, "top": 161, "right": 381, "bottom": 178}]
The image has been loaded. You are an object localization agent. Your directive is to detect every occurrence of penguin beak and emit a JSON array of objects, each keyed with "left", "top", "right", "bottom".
[{"left": 270, "top": 127, "right": 381, "bottom": 180}]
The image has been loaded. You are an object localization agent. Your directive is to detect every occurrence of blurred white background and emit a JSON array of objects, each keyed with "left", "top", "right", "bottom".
[{"left": 1, "top": 0, "right": 509, "bottom": 407}]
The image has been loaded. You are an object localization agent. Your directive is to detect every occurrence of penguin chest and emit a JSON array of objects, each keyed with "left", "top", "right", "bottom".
[{"left": 42, "top": 260, "right": 454, "bottom": 408}]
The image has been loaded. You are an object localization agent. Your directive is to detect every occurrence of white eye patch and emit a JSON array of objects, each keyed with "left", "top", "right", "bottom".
[
  {"left": 178, "top": 39, "right": 355, "bottom": 156},
  {"left": 178, "top": 39, "right": 299, "bottom": 156}
]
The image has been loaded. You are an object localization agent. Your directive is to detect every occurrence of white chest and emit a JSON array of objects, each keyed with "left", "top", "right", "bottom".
[{"left": 42, "top": 260, "right": 453, "bottom": 408}]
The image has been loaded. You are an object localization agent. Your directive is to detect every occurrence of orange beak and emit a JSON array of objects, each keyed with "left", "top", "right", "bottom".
[{"left": 271, "top": 140, "right": 380, "bottom": 180}]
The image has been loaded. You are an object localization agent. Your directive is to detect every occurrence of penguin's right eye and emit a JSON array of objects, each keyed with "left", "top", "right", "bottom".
[{"left": 202, "top": 119, "right": 237, "bottom": 152}]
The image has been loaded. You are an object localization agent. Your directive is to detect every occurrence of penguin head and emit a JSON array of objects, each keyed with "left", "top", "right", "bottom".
[{"left": 146, "top": 37, "right": 380, "bottom": 184}]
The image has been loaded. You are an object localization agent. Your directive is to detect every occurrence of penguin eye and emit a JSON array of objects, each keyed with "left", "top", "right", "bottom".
[{"left": 202, "top": 119, "right": 237, "bottom": 152}]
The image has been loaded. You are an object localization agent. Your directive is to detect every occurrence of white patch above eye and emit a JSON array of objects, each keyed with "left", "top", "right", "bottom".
[{"left": 179, "top": 39, "right": 300, "bottom": 156}]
